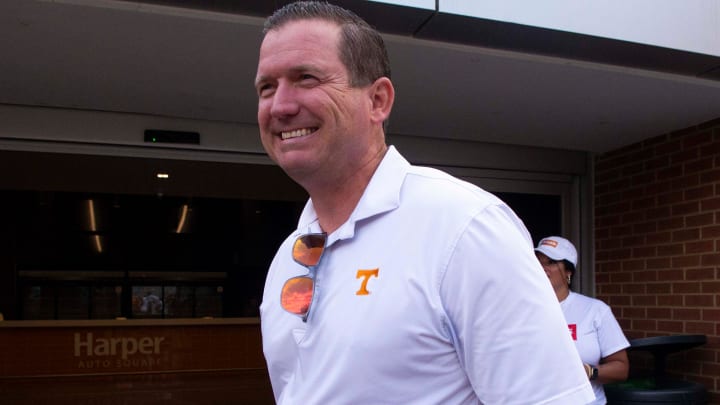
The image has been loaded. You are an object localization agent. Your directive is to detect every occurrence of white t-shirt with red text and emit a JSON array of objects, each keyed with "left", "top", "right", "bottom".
[{"left": 561, "top": 291, "right": 630, "bottom": 405}]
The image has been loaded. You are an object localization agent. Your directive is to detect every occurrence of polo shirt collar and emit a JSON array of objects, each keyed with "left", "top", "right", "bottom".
[{"left": 297, "top": 145, "right": 408, "bottom": 244}]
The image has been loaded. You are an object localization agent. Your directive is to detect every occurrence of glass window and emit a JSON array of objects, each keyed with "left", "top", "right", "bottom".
[
  {"left": 22, "top": 285, "right": 55, "bottom": 320},
  {"left": 196, "top": 286, "right": 223, "bottom": 318},
  {"left": 132, "top": 286, "right": 164, "bottom": 318},
  {"left": 57, "top": 285, "right": 89, "bottom": 319},
  {"left": 4, "top": 189, "right": 305, "bottom": 320},
  {"left": 164, "top": 286, "right": 194, "bottom": 318},
  {"left": 91, "top": 285, "right": 123, "bottom": 319}
]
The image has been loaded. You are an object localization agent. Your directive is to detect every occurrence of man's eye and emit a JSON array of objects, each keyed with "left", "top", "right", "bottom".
[
  {"left": 257, "top": 84, "right": 274, "bottom": 96},
  {"left": 299, "top": 74, "right": 319, "bottom": 83}
]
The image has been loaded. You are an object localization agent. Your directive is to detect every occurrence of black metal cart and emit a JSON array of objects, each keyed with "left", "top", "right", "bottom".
[{"left": 605, "top": 334, "right": 707, "bottom": 405}]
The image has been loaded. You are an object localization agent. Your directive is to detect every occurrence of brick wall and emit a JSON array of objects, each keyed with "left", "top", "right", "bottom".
[{"left": 595, "top": 118, "right": 720, "bottom": 402}]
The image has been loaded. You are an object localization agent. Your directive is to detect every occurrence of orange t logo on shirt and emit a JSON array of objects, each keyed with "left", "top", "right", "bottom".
[{"left": 356, "top": 268, "right": 379, "bottom": 295}]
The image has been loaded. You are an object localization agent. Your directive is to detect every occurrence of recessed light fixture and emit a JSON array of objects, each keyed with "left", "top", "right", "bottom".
[
  {"left": 176, "top": 204, "right": 189, "bottom": 234},
  {"left": 87, "top": 199, "right": 103, "bottom": 253},
  {"left": 156, "top": 173, "right": 169, "bottom": 179}
]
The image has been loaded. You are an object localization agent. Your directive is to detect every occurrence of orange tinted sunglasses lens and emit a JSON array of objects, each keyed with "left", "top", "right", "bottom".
[
  {"left": 281, "top": 276, "right": 314, "bottom": 315},
  {"left": 292, "top": 233, "right": 326, "bottom": 267}
]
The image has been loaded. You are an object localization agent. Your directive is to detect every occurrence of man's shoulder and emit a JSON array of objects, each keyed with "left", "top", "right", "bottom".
[
  {"left": 406, "top": 166, "right": 500, "bottom": 202},
  {"left": 403, "top": 165, "right": 502, "bottom": 207}
]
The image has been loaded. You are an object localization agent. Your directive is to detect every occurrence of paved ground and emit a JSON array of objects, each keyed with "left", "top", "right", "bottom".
[{"left": 0, "top": 369, "right": 274, "bottom": 405}]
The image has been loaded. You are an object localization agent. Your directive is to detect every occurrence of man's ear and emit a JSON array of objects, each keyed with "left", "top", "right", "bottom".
[{"left": 368, "top": 77, "right": 394, "bottom": 124}]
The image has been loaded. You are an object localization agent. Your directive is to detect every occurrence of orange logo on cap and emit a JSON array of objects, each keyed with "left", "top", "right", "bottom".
[{"left": 541, "top": 239, "right": 559, "bottom": 248}]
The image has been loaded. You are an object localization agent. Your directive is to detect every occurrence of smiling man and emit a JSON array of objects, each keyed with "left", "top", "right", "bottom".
[{"left": 255, "top": 2, "right": 595, "bottom": 404}]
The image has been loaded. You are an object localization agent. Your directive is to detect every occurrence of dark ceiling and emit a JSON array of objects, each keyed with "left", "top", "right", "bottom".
[{"left": 1, "top": 0, "right": 719, "bottom": 155}]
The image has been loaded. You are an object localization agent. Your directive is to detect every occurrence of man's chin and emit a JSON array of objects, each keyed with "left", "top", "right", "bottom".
[{"left": 276, "top": 159, "right": 308, "bottom": 176}]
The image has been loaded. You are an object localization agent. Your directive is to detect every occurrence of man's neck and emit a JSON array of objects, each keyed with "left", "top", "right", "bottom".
[
  {"left": 311, "top": 187, "right": 365, "bottom": 234},
  {"left": 307, "top": 145, "right": 387, "bottom": 234}
]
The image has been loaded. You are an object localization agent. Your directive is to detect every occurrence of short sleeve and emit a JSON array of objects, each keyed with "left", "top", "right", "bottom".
[{"left": 439, "top": 203, "right": 594, "bottom": 404}]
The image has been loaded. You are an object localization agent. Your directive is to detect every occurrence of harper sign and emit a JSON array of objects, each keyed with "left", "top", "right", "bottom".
[
  {"left": 73, "top": 332, "right": 166, "bottom": 370},
  {"left": 1, "top": 322, "right": 261, "bottom": 378},
  {"left": 74, "top": 332, "right": 165, "bottom": 359}
]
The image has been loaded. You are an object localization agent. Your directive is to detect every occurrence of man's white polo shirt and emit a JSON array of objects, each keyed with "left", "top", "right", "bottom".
[{"left": 261, "top": 146, "right": 594, "bottom": 404}]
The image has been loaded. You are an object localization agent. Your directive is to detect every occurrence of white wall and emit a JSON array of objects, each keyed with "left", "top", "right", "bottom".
[{"left": 372, "top": 0, "right": 720, "bottom": 57}]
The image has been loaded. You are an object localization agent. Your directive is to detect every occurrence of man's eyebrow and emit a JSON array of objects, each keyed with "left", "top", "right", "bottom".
[
  {"left": 290, "top": 64, "right": 322, "bottom": 75},
  {"left": 255, "top": 64, "right": 325, "bottom": 87}
]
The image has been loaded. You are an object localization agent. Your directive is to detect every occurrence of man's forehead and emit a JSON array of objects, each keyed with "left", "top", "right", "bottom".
[
  {"left": 264, "top": 18, "right": 340, "bottom": 43},
  {"left": 258, "top": 20, "right": 341, "bottom": 63}
]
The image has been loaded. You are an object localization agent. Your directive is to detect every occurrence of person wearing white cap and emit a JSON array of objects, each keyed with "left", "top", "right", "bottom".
[{"left": 535, "top": 236, "right": 630, "bottom": 405}]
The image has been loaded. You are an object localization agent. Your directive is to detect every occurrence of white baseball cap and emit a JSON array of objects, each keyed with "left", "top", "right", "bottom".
[{"left": 534, "top": 236, "right": 577, "bottom": 267}]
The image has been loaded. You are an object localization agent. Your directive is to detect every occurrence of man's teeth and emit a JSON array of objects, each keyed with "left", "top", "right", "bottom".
[{"left": 281, "top": 128, "right": 314, "bottom": 140}]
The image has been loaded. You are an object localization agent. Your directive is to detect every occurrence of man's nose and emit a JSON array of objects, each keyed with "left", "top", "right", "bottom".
[{"left": 270, "top": 82, "right": 300, "bottom": 117}]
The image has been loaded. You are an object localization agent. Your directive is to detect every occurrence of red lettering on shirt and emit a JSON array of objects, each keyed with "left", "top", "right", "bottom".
[{"left": 568, "top": 324, "right": 577, "bottom": 340}]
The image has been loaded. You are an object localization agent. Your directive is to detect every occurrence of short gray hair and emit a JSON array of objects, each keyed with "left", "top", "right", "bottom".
[{"left": 263, "top": 1, "right": 391, "bottom": 87}]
